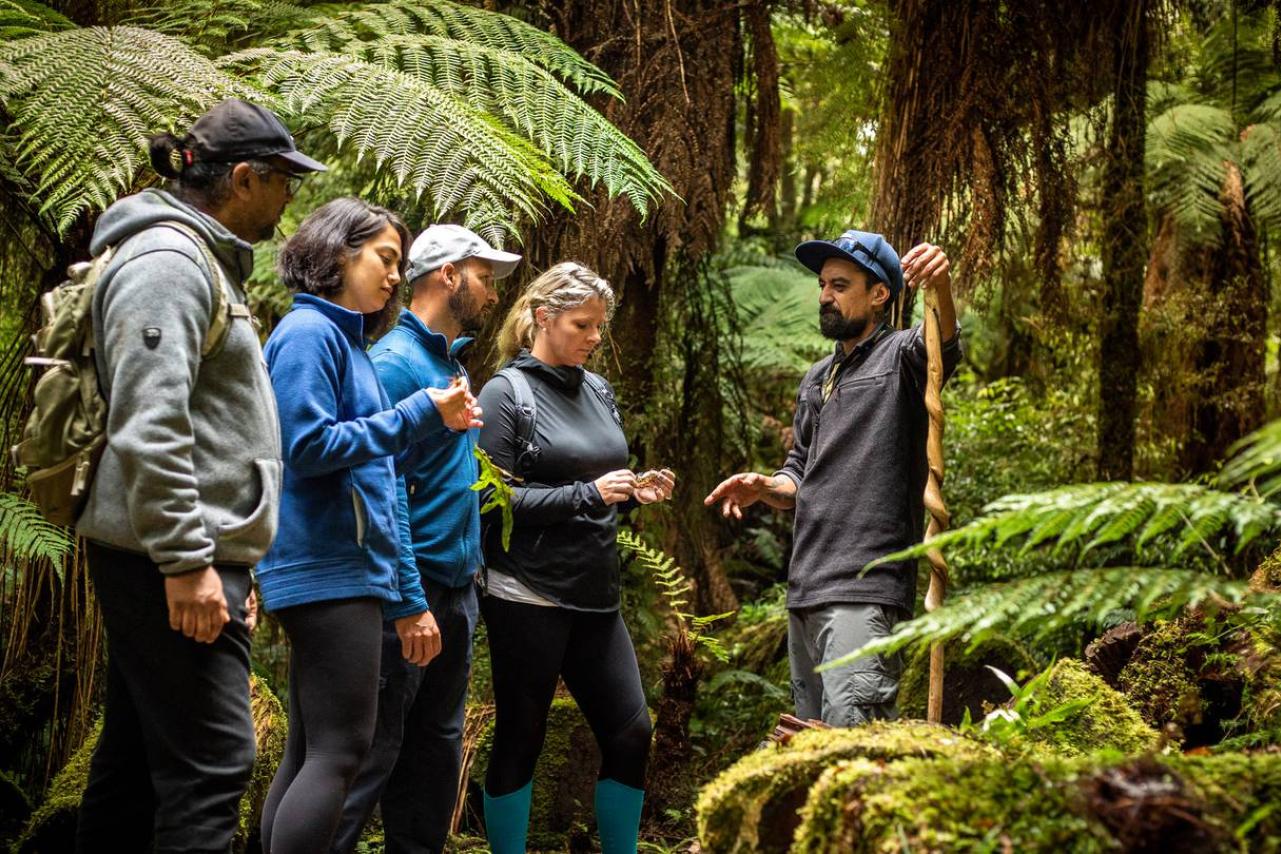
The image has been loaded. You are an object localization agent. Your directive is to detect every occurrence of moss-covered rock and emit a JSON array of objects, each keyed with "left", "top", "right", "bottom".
[
  {"left": 897, "top": 635, "right": 1040, "bottom": 724},
  {"left": 1024, "top": 659, "right": 1160, "bottom": 758},
  {"left": 469, "top": 696, "right": 603, "bottom": 851},
  {"left": 695, "top": 721, "right": 997, "bottom": 853}
]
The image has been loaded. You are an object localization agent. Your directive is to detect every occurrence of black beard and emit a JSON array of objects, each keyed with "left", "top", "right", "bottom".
[
  {"left": 819, "top": 306, "right": 869, "bottom": 341},
  {"left": 448, "top": 275, "right": 482, "bottom": 330}
]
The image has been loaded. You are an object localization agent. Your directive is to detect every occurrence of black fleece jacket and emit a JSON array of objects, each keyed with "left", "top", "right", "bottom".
[{"left": 476, "top": 352, "right": 629, "bottom": 611}]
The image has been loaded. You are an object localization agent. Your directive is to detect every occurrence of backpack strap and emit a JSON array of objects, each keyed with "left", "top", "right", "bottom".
[
  {"left": 152, "top": 221, "right": 248, "bottom": 360},
  {"left": 497, "top": 366, "right": 540, "bottom": 478},
  {"left": 583, "top": 371, "right": 623, "bottom": 427}
]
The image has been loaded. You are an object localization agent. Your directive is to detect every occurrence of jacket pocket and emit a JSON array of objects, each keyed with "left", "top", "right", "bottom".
[
  {"left": 352, "top": 485, "right": 368, "bottom": 548},
  {"left": 218, "top": 459, "right": 281, "bottom": 546}
]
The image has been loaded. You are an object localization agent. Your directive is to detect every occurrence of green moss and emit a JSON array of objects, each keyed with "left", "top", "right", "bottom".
[
  {"left": 795, "top": 754, "right": 1114, "bottom": 854},
  {"left": 235, "top": 673, "right": 287, "bottom": 852},
  {"left": 1117, "top": 619, "right": 1205, "bottom": 739},
  {"left": 14, "top": 719, "right": 101, "bottom": 854},
  {"left": 1251, "top": 546, "right": 1281, "bottom": 592},
  {"left": 1026, "top": 659, "right": 1159, "bottom": 758},
  {"left": 695, "top": 721, "right": 996, "bottom": 853},
  {"left": 1170, "top": 752, "right": 1281, "bottom": 848}
]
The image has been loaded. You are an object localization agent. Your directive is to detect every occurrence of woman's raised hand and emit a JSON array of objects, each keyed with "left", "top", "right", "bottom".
[
  {"left": 426, "top": 378, "right": 483, "bottom": 431},
  {"left": 634, "top": 469, "right": 675, "bottom": 505},
  {"left": 593, "top": 469, "right": 637, "bottom": 505}
]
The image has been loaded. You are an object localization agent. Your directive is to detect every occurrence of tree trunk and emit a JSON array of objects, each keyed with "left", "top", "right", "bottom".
[{"left": 1096, "top": 0, "right": 1149, "bottom": 481}]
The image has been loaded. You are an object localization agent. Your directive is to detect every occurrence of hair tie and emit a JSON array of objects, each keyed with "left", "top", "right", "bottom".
[{"left": 183, "top": 150, "right": 194, "bottom": 167}]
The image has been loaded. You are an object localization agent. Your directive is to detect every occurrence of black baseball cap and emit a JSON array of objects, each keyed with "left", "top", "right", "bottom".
[{"left": 186, "top": 99, "right": 326, "bottom": 174}]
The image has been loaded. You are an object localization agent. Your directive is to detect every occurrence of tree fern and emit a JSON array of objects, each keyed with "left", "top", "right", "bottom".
[
  {"left": 218, "top": 47, "right": 575, "bottom": 245},
  {"left": 870, "top": 482, "right": 1281, "bottom": 571},
  {"left": 120, "top": 0, "right": 313, "bottom": 54},
  {"left": 617, "top": 529, "right": 734, "bottom": 662},
  {"left": 0, "top": 25, "right": 255, "bottom": 231},
  {"left": 0, "top": 491, "right": 74, "bottom": 578},
  {"left": 726, "top": 263, "right": 828, "bottom": 374},
  {"left": 289, "top": 0, "right": 621, "bottom": 98},
  {"left": 820, "top": 567, "right": 1266, "bottom": 668},
  {"left": 346, "top": 35, "right": 670, "bottom": 213}
]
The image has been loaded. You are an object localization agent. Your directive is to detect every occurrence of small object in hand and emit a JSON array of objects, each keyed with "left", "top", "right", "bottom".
[
  {"left": 635, "top": 468, "right": 671, "bottom": 488},
  {"left": 448, "top": 375, "right": 466, "bottom": 390}
]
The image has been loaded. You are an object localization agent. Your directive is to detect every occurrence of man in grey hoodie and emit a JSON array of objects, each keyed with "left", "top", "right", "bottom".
[{"left": 73, "top": 99, "right": 324, "bottom": 853}]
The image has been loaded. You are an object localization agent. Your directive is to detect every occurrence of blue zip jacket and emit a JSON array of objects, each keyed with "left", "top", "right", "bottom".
[
  {"left": 370, "top": 308, "right": 482, "bottom": 588},
  {"left": 258, "top": 294, "right": 436, "bottom": 617}
]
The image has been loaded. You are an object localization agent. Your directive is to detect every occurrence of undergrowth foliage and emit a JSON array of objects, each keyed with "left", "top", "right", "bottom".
[
  {"left": 617, "top": 530, "right": 734, "bottom": 662},
  {"left": 0, "top": 492, "right": 75, "bottom": 578}
]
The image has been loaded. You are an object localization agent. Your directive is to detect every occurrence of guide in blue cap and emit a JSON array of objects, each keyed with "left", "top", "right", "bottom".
[{"left": 705, "top": 230, "right": 961, "bottom": 727}]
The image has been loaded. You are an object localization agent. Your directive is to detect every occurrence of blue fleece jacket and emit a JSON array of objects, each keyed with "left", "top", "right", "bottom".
[
  {"left": 370, "top": 308, "right": 482, "bottom": 588},
  {"left": 258, "top": 294, "right": 436, "bottom": 617}
]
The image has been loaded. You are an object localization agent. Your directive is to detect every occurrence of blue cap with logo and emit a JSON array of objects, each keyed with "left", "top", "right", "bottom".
[{"left": 795, "top": 229, "right": 904, "bottom": 300}]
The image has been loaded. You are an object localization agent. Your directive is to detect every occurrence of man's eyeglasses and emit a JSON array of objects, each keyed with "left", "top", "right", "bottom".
[{"left": 265, "top": 166, "right": 305, "bottom": 196}]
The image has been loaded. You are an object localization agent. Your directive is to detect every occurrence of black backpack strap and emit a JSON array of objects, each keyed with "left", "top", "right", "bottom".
[
  {"left": 497, "top": 366, "right": 540, "bottom": 478},
  {"left": 583, "top": 371, "right": 622, "bottom": 427}
]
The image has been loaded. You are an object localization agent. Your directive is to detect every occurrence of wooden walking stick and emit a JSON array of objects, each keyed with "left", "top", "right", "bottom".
[{"left": 921, "top": 286, "right": 950, "bottom": 724}]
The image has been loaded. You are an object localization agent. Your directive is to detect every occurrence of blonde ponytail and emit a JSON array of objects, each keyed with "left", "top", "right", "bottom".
[{"left": 494, "top": 262, "right": 615, "bottom": 367}]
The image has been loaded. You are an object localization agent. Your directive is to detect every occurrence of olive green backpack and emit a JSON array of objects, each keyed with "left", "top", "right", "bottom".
[{"left": 11, "top": 221, "right": 238, "bottom": 525}]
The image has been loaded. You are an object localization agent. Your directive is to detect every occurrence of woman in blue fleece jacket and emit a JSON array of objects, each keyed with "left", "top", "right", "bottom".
[{"left": 257, "top": 198, "right": 479, "bottom": 854}]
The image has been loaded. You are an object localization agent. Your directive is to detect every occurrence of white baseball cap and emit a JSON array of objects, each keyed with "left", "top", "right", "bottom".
[{"left": 406, "top": 224, "right": 522, "bottom": 283}]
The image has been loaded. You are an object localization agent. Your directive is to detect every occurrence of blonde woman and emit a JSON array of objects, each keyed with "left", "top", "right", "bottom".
[{"left": 475, "top": 262, "right": 674, "bottom": 854}]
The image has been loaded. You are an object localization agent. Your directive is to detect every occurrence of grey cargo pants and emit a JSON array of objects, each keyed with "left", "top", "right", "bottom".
[{"left": 788, "top": 602, "right": 905, "bottom": 727}]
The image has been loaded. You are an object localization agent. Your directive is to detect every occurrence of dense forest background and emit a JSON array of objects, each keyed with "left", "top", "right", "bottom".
[{"left": 4, "top": 0, "right": 1281, "bottom": 851}]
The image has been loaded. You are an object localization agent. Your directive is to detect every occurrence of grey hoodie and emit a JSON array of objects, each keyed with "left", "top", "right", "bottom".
[{"left": 76, "top": 189, "right": 282, "bottom": 574}]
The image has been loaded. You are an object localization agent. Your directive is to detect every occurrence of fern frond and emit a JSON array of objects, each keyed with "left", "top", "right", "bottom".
[
  {"left": 220, "top": 48, "right": 576, "bottom": 244},
  {"left": 0, "top": 492, "right": 75, "bottom": 578},
  {"left": 1146, "top": 103, "right": 1235, "bottom": 239},
  {"left": 287, "top": 0, "right": 621, "bottom": 98},
  {"left": 870, "top": 482, "right": 1281, "bottom": 571},
  {"left": 120, "top": 0, "right": 313, "bottom": 54},
  {"left": 1220, "top": 418, "right": 1281, "bottom": 498},
  {"left": 349, "top": 35, "right": 669, "bottom": 214},
  {"left": 726, "top": 263, "right": 828, "bottom": 374},
  {"left": 0, "top": 26, "right": 256, "bottom": 233},
  {"left": 821, "top": 568, "right": 1263, "bottom": 667},
  {"left": 0, "top": 0, "right": 72, "bottom": 39}
]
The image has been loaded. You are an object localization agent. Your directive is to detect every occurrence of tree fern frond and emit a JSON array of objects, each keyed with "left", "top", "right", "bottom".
[
  {"left": 726, "top": 264, "right": 828, "bottom": 374},
  {"left": 289, "top": 0, "right": 621, "bottom": 98},
  {"left": 0, "top": 26, "right": 256, "bottom": 233},
  {"left": 0, "top": 0, "right": 72, "bottom": 39},
  {"left": 1220, "top": 418, "right": 1281, "bottom": 498},
  {"left": 120, "top": 0, "right": 314, "bottom": 54},
  {"left": 869, "top": 483, "right": 1281, "bottom": 572},
  {"left": 618, "top": 530, "right": 733, "bottom": 661},
  {"left": 821, "top": 568, "right": 1263, "bottom": 667},
  {"left": 1146, "top": 103, "right": 1235, "bottom": 238},
  {"left": 220, "top": 48, "right": 577, "bottom": 241},
  {"left": 349, "top": 35, "right": 669, "bottom": 214},
  {"left": 0, "top": 492, "right": 75, "bottom": 578},
  {"left": 1241, "top": 123, "right": 1281, "bottom": 233}
]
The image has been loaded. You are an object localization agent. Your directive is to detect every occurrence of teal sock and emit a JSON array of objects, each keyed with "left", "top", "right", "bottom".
[
  {"left": 594, "top": 778, "right": 644, "bottom": 854},
  {"left": 484, "top": 781, "right": 532, "bottom": 854}
]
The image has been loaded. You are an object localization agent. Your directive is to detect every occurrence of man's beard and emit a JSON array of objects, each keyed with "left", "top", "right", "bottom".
[
  {"left": 819, "top": 306, "right": 869, "bottom": 341},
  {"left": 448, "top": 275, "right": 484, "bottom": 330}
]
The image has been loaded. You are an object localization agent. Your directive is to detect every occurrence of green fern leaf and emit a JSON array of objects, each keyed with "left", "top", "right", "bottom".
[
  {"left": 0, "top": 26, "right": 257, "bottom": 233},
  {"left": 0, "top": 0, "right": 72, "bottom": 40},
  {"left": 0, "top": 491, "right": 75, "bottom": 579}
]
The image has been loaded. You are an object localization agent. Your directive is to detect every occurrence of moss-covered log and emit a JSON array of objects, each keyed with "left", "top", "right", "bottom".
[
  {"left": 897, "top": 635, "right": 1039, "bottom": 724},
  {"left": 695, "top": 721, "right": 998, "bottom": 853},
  {"left": 698, "top": 719, "right": 1281, "bottom": 853},
  {"left": 1027, "top": 659, "right": 1159, "bottom": 757}
]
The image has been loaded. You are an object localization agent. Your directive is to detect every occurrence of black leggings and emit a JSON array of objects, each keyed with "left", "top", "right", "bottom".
[
  {"left": 260, "top": 597, "right": 383, "bottom": 854},
  {"left": 481, "top": 596, "right": 652, "bottom": 795}
]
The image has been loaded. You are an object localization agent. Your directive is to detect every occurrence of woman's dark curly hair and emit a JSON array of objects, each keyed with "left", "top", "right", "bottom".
[{"left": 277, "top": 197, "right": 412, "bottom": 339}]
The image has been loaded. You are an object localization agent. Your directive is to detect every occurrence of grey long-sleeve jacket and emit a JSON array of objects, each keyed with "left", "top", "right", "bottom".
[
  {"left": 776, "top": 324, "right": 961, "bottom": 614},
  {"left": 76, "top": 189, "right": 282, "bottom": 574}
]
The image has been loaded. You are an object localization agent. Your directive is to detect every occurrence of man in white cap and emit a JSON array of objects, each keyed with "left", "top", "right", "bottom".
[{"left": 334, "top": 225, "right": 520, "bottom": 853}]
